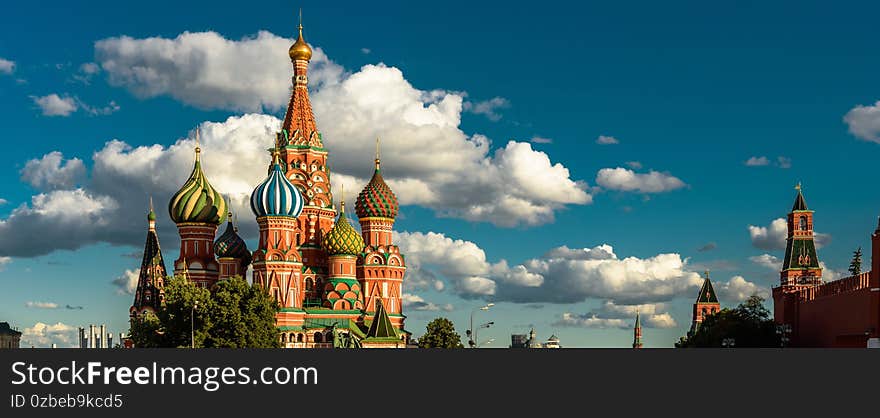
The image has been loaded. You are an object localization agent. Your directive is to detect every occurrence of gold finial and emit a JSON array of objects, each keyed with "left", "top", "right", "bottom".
[
  {"left": 375, "top": 137, "right": 381, "bottom": 170},
  {"left": 704, "top": 270, "right": 710, "bottom": 279},
  {"left": 194, "top": 127, "right": 201, "bottom": 161},
  {"left": 340, "top": 183, "right": 345, "bottom": 213},
  {"left": 289, "top": 8, "right": 312, "bottom": 61},
  {"left": 795, "top": 182, "right": 802, "bottom": 192}
]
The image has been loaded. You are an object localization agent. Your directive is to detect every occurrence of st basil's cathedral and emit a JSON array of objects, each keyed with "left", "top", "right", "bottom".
[{"left": 128, "top": 23, "right": 409, "bottom": 348}]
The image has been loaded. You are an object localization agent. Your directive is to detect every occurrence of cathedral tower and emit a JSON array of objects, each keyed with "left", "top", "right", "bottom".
[
  {"left": 251, "top": 150, "right": 306, "bottom": 318},
  {"left": 690, "top": 270, "right": 720, "bottom": 335},
  {"left": 168, "top": 132, "right": 227, "bottom": 288},
  {"left": 130, "top": 199, "right": 168, "bottom": 318},
  {"left": 356, "top": 142, "right": 406, "bottom": 322},
  {"left": 276, "top": 21, "right": 336, "bottom": 274}
]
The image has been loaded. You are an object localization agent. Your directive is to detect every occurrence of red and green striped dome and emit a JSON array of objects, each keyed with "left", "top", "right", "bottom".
[{"left": 355, "top": 168, "right": 398, "bottom": 219}]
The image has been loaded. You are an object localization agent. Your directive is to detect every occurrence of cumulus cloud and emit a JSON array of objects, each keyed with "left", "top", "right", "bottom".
[
  {"left": 745, "top": 156, "right": 769, "bottom": 166},
  {"left": 395, "top": 231, "right": 490, "bottom": 293},
  {"left": 21, "top": 322, "right": 76, "bottom": 348},
  {"left": 25, "top": 301, "right": 59, "bottom": 309},
  {"left": 748, "top": 218, "right": 830, "bottom": 251},
  {"left": 716, "top": 276, "right": 769, "bottom": 302},
  {"left": 21, "top": 151, "right": 87, "bottom": 191},
  {"left": 554, "top": 301, "right": 677, "bottom": 329},
  {"left": 750, "top": 253, "right": 782, "bottom": 270},
  {"left": 596, "top": 135, "right": 619, "bottom": 145},
  {"left": 401, "top": 293, "right": 453, "bottom": 311},
  {"left": 31, "top": 94, "right": 77, "bottom": 116},
  {"left": 844, "top": 100, "right": 880, "bottom": 143},
  {"left": 595, "top": 167, "right": 687, "bottom": 194},
  {"left": 112, "top": 268, "right": 139, "bottom": 295},
  {"left": 73, "top": 62, "right": 101, "bottom": 84},
  {"left": 463, "top": 97, "right": 509, "bottom": 121},
  {"left": 0, "top": 58, "right": 14, "bottom": 74}
]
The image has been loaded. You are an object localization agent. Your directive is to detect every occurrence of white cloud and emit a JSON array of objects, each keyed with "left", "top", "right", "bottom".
[
  {"left": 20, "top": 322, "right": 76, "bottom": 348},
  {"left": 463, "top": 97, "right": 509, "bottom": 121},
  {"left": 360, "top": 48, "right": 371, "bottom": 54},
  {"left": 112, "top": 268, "right": 139, "bottom": 295},
  {"left": 745, "top": 156, "right": 769, "bottom": 166},
  {"left": 78, "top": 99, "right": 120, "bottom": 116},
  {"left": 748, "top": 218, "right": 830, "bottom": 251},
  {"left": 596, "top": 135, "right": 619, "bottom": 145},
  {"left": 21, "top": 151, "right": 87, "bottom": 191},
  {"left": 716, "top": 275, "right": 769, "bottom": 302},
  {"left": 31, "top": 94, "right": 77, "bottom": 116},
  {"left": 96, "top": 31, "right": 342, "bottom": 112},
  {"left": 777, "top": 156, "right": 792, "bottom": 169},
  {"left": 554, "top": 301, "right": 677, "bottom": 329},
  {"left": 625, "top": 161, "right": 642, "bottom": 170},
  {"left": 0, "top": 256, "right": 10, "bottom": 271},
  {"left": 401, "top": 293, "right": 453, "bottom": 311},
  {"left": 25, "top": 301, "right": 59, "bottom": 309},
  {"left": 73, "top": 62, "right": 101, "bottom": 84},
  {"left": 0, "top": 58, "right": 14, "bottom": 74},
  {"left": 395, "top": 231, "right": 490, "bottom": 293},
  {"left": 750, "top": 253, "right": 782, "bottom": 270},
  {"left": 844, "top": 100, "right": 880, "bottom": 143},
  {"left": 0, "top": 198, "right": 7, "bottom": 205},
  {"left": 819, "top": 261, "right": 843, "bottom": 282},
  {"left": 595, "top": 167, "right": 687, "bottom": 193},
  {"left": 530, "top": 136, "right": 553, "bottom": 144}
]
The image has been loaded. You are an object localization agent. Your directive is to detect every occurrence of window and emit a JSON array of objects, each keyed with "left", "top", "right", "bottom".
[
  {"left": 799, "top": 216, "right": 808, "bottom": 231},
  {"left": 314, "top": 332, "right": 323, "bottom": 343}
]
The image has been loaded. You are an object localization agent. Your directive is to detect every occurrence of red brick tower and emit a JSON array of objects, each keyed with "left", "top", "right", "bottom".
[
  {"left": 168, "top": 133, "right": 227, "bottom": 289},
  {"left": 277, "top": 21, "right": 336, "bottom": 280},
  {"left": 356, "top": 139, "right": 406, "bottom": 326},
  {"left": 773, "top": 184, "right": 822, "bottom": 330},
  {"left": 690, "top": 270, "right": 720, "bottom": 335},
  {"left": 632, "top": 311, "right": 643, "bottom": 349}
]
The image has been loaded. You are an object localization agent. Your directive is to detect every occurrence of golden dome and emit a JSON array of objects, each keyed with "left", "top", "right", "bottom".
[{"left": 288, "top": 24, "right": 312, "bottom": 61}]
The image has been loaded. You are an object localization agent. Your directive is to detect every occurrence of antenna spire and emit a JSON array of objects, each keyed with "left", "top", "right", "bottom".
[
  {"left": 340, "top": 183, "right": 345, "bottom": 213},
  {"left": 375, "top": 137, "right": 381, "bottom": 170},
  {"left": 194, "top": 127, "right": 201, "bottom": 161}
]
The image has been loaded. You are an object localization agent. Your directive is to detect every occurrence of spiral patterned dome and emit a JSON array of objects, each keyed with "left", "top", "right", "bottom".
[
  {"left": 251, "top": 162, "right": 304, "bottom": 218},
  {"left": 322, "top": 206, "right": 365, "bottom": 256},
  {"left": 355, "top": 168, "right": 399, "bottom": 219},
  {"left": 168, "top": 149, "right": 227, "bottom": 225},
  {"left": 214, "top": 217, "right": 251, "bottom": 263}
]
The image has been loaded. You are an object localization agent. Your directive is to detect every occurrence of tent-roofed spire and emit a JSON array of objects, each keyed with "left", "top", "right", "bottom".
[
  {"left": 366, "top": 299, "right": 398, "bottom": 339},
  {"left": 792, "top": 182, "right": 808, "bottom": 211},
  {"left": 696, "top": 270, "right": 719, "bottom": 303}
]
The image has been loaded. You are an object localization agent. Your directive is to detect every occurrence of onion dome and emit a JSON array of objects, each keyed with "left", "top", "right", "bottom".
[
  {"left": 214, "top": 212, "right": 251, "bottom": 263},
  {"left": 288, "top": 24, "right": 312, "bottom": 62},
  {"left": 168, "top": 143, "right": 227, "bottom": 225},
  {"left": 323, "top": 193, "right": 365, "bottom": 256},
  {"left": 355, "top": 138, "right": 399, "bottom": 219},
  {"left": 251, "top": 153, "right": 304, "bottom": 218}
]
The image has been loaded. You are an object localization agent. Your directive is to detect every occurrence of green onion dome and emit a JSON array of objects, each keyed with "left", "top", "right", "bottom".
[
  {"left": 168, "top": 148, "right": 227, "bottom": 225},
  {"left": 355, "top": 164, "right": 399, "bottom": 219},
  {"left": 322, "top": 203, "right": 365, "bottom": 256},
  {"left": 213, "top": 215, "right": 251, "bottom": 264}
]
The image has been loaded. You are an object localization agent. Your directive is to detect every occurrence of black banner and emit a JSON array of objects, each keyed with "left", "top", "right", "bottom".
[{"left": 1, "top": 349, "right": 877, "bottom": 416}]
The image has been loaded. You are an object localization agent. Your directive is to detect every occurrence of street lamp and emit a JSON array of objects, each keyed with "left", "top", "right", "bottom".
[
  {"left": 479, "top": 338, "right": 496, "bottom": 348},
  {"left": 191, "top": 300, "right": 199, "bottom": 349},
  {"left": 722, "top": 337, "right": 735, "bottom": 348},
  {"left": 468, "top": 303, "right": 494, "bottom": 348},
  {"left": 776, "top": 324, "right": 792, "bottom": 348}
]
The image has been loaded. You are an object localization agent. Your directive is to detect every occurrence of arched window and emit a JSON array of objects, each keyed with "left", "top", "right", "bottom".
[
  {"left": 799, "top": 216, "right": 808, "bottom": 231},
  {"left": 314, "top": 332, "right": 323, "bottom": 343},
  {"left": 702, "top": 308, "right": 707, "bottom": 316},
  {"left": 297, "top": 334, "right": 304, "bottom": 343}
]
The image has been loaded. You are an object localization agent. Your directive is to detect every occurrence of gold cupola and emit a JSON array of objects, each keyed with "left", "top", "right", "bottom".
[{"left": 288, "top": 23, "right": 313, "bottom": 62}]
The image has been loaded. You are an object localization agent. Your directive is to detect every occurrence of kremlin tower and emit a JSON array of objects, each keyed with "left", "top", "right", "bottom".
[
  {"left": 129, "top": 19, "right": 409, "bottom": 348},
  {"left": 632, "top": 311, "right": 643, "bottom": 349},
  {"left": 690, "top": 270, "right": 720, "bottom": 335}
]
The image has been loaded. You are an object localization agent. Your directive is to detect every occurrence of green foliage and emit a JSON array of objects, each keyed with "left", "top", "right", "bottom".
[
  {"left": 849, "top": 247, "right": 862, "bottom": 276},
  {"left": 676, "top": 294, "right": 780, "bottom": 348},
  {"left": 128, "top": 275, "right": 280, "bottom": 348},
  {"left": 417, "top": 317, "right": 464, "bottom": 348}
]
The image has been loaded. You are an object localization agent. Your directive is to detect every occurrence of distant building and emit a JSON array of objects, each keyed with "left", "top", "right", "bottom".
[
  {"left": 0, "top": 322, "right": 22, "bottom": 349},
  {"left": 690, "top": 271, "right": 720, "bottom": 336},
  {"left": 510, "top": 328, "right": 561, "bottom": 348},
  {"left": 79, "top": 324, "right": 115, "bottom": 348},
  {"left": 632, "top": 311, "right": 643, "bottom": 349}
]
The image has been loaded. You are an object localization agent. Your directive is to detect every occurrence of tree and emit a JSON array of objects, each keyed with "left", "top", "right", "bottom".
[
  {"left": 128, "top": 275, "right": 280, "bottom": 348},
  {"left": 675, "top": 294, "right": 780, "bottom": 348},
  {"left": 204, "top": 277, "right": 280, "bottom": 348},
  {"left": 418, "top": 317, "right": 464, "bottom": 348},
  {"left": 849, "top": 247, "right": 862, "bottom": 276}
]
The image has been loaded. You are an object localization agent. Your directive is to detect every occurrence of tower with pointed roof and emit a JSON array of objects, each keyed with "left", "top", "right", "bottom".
[
  {"left": 690, "top": 270, "right": 720, "bottom": 335},
  {"left": 321, "top": 187, "right": 366, "bottom": 311},
  {"left": 276, "top": 17, "right": 337, "bottom": 282},
  {"left": 130, "top": 199, "right": 168, "bottom": 318},
  {"left": 780, "top": 183, "right": 822, "bottom": 288},
  {"left": 168, "top": 132, "right": 227, "bottom": 289},
  {"left": 356, "top": 138, "right": 406, "bottom": 322},
  {"left": 632, "top": 311, "right": 643, "bottom": 349}
]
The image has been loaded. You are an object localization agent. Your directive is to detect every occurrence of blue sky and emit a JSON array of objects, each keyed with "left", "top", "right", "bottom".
[{"left": 3, "top": 0, "right": 880, "bottom": 348}]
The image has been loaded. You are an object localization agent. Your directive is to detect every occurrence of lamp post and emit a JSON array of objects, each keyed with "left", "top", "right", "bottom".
[
  {"left": 467, "top": 303, "right": 494, "bottom": 348},
  {"left": 776, "top": 324, "right": 792, "bottom": 348},
  {"left": 191, "top": 300, "right": 199, "bottom": 349},
  {"left": 722, "top": 337, "right": 735, "bottom": 348}
]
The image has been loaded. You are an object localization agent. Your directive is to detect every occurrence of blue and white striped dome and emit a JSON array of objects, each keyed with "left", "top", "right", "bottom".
[{"left": 250, "top": 163, "right": 304, "bottom": 218}]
